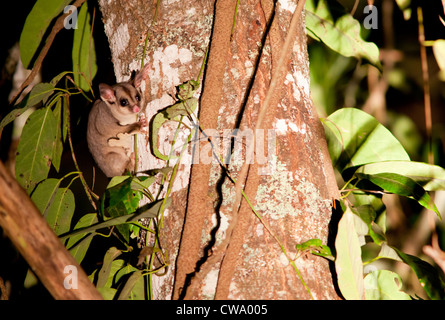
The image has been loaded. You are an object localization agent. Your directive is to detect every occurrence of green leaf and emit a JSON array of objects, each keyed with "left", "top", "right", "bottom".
[
  {"left": 105, "top": 177, "right": 143, "bottom": 214},
  {"left": 0, "top": 83, "right": 55, "bottom": 131},
  {"left": 15, "top": 107, "right": 58, "bottom": 193},
  {"left": 47, "top": 186, "right": 75, "bottom": 235},
  {"left": 114, "top": 263, "right": 138, "bottom": 284},
  {"left": 97, "top": 247, "right": 122, "bottom": 289},
  {"left": 305, "top": 0, "right": 381, "bottom": 68},
  {"left": 103, "top": 177, "right": 143, "bottom": 242},
  {"left": 151, "top": 96, "right": 198, "bottom": 160},
  {"left": 50, "top": 71, "right": 71, "bottom": 87},
  {"left": 393, "top": 248, "right": 445, "bottom": 300},
  {"left": 350, "top": 205, "right": 376, "bottom": 225},
  {"left": 117, "top": 270, "right": 144, "bottom": 300},
  {"left": 31, "top": 178, "right": 75, "bottom": 235},
  {"left": 130, "top": 176, "right": 156, "bottom": 192},
  {"left": 151, "top": 112, "right": 171, "bottom": 161},
  {"left": 394, "top": 0, "right": 412, "bottom": 20},
  {"left": 335, "top": 206, "right": 364, "bottom": 299},
  {"left": 31, "top": 178, "right": 60, "bottom": 213},
  {"left": 116, "top": 265, "right": 146, "bottom": 300},
  {"left": 67, "top": 213, "right": 98, "bottom": 264},
  {"left": 296, "top": 238, "right": 323, "bottom": 251},
  {"left": 177, "top": 80, "right": 200, "bottom": 100},
  {"left": 349, "top": 205, "right": 386, "bottom": 245},
  {"left": 376, "top": 242, "right": 402, "bottom": 262},
  {"left": 19, "top": 0, "right": 71, "bottom": 68},
  {"left": 72, "top": 2, "right": 97, "bottom": 92},
  {"left": 106, "top": 176, "right": 132, "bottom": 189},
  {"left": 349, "top": 188, "right": 386, "bottom": 220},
  {"left": 59, "top": 199, "right": 167, "bottom": 241},
  {"left": 433, "top": 40, "right": 445, "bottom": 81},
  {"left": 323, "top": 108, "right": 410, "bottom": 173},
  {"left": 364, "top": 270, "right": 411, "bottom": 300},
  {"left": 355, "top": 161, "right": 445, "bottom": 191},
  {"left": 356, "top": 172, "right": 440, "bottom": 218},
  {"left": 97, "top": 287, "right": 118, "bottom": 300},
  {"left": 296, "top": 239, "right": 334, "bottom": 261}
]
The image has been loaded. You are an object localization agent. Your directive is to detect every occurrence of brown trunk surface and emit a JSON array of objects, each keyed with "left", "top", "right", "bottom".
[{"left": 98, "top": 0, "right": 340, "bottom": 299}]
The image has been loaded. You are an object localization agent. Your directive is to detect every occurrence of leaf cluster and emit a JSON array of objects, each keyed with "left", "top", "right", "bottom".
[{"left": 319, "top": 108, "right": 445, "bottom": 300}]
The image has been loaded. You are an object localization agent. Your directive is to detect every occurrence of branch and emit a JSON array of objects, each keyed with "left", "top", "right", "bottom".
[{"left": 0, "top": 161, "right": 102, "bottom": 300}]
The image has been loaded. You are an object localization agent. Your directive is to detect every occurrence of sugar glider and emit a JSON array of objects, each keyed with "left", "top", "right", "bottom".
[{"left": 87, "top": 64, "right": 150, "bottom": 177}]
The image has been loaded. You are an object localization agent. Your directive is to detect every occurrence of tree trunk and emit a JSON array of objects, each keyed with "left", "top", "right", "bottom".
[{"left": 98, "top": 0, "right": 340, "bottom": 300}]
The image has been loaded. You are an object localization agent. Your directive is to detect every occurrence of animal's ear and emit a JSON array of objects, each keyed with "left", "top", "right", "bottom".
[
  {"left": 134, "top": 63, "right": 151, "bottom": 88},
  {"left": 99, "top": 84, "right": 116, "bottom": 103}
]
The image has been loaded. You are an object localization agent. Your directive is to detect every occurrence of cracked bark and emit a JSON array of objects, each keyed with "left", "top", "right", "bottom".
[{"left": 98, "top": 0, "right": 340, "bottom": 300}]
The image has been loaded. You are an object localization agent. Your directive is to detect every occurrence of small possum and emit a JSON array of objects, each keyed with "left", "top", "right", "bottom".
[{"left": 87, "top": 64, "right": 150, "bottom": 177}]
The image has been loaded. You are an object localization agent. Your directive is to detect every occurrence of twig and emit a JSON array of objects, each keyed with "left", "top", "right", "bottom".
[
  {"left": 417, "top": 7, "right": 434, "bottom": 164},
  {"left": 65, "top": 95, "right": 99, "bottom": 208},
  {"left": 350, "top": 0, "right": 359, "bottom": 16},
  {"left": 230, "top": 0, "right": 240, "bottom": 40}
]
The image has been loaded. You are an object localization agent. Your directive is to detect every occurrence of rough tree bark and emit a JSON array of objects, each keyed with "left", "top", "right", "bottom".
[{"left": 97, "top": 0, "right": 340, "bottom": 300}]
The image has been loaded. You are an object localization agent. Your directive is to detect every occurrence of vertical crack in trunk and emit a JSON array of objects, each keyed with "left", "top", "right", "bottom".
[{"left": 172, "top": 0, "right": 238, "bottom": 300}]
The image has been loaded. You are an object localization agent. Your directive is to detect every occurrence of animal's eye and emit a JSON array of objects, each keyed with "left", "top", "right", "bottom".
[
  {"left": 135, "top": 94, "right": 140, "bottom": 101},
  {"left": 120, "top": 99, "right": 128, "bottom": 106}
]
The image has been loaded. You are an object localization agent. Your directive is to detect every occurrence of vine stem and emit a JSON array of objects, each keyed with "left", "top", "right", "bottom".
[
  {"left": 417, "top": 7, "right": 433, "bottom": 164},
  {"left": 134, "top": 0, "right": 161, "bottom": 176},
  {"left": 65, "top": 95, "right": 98, "bottom": 209}
]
